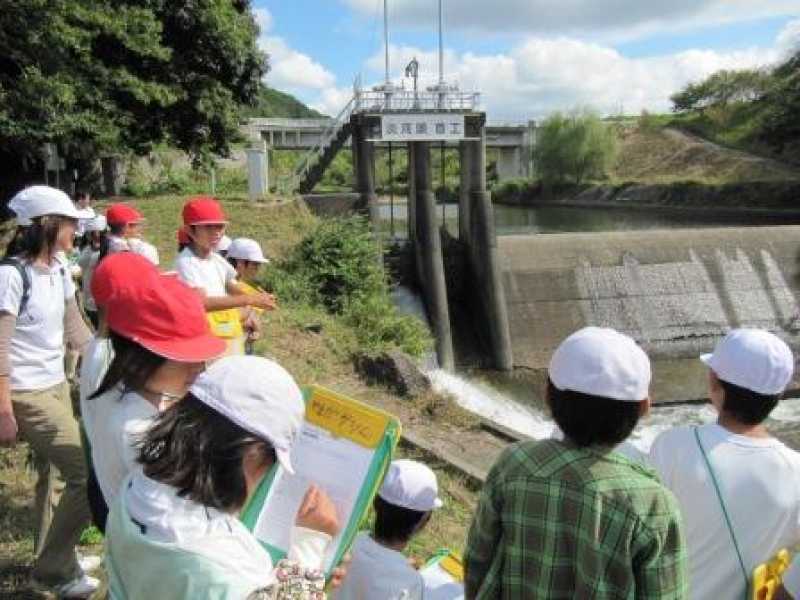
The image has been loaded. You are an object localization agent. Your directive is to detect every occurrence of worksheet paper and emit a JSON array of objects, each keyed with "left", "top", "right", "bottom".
[
  {"left": 421, "top": 562, "right": 465, "bottom": 600},
  {"left": 252, "top": 421, "right": 375, "bottom": 572}
]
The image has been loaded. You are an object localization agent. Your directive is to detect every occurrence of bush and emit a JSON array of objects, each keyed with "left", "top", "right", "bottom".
[
  {"left": 261, "top": 217, "right": 432, "bottom": 357},
  {"left": 534, "top": 110, "right": 618, "bottom": 185}
]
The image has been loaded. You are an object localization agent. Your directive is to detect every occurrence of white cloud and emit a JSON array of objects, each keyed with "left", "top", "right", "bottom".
[
  {"left": 344, "top": 0, "right": 798, "bottom": 40},
  {"left": 776, "top": 18, "right": 800, "bottom": 57},
  {"left": 255, "top": 8, "right": 336, "bottom": 92},
  {"left": 363, "top": 32, "right": 783, "bottom": 120}
]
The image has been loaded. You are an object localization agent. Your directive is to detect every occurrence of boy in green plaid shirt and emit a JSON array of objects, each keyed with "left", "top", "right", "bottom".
[{"left": 464, "top": 327, "right": 688, "bottom": 599}]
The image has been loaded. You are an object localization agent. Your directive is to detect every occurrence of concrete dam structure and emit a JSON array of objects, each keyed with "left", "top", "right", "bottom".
[{"left": 497, "top": 226, "right": 800, "bottom": 400}]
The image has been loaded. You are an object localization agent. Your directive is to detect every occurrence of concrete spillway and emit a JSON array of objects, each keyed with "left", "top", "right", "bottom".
[{"left": 498, "top": 226, "right": 800, "bottom": 400}]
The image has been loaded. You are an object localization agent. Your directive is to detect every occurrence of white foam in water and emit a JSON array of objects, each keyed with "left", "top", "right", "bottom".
[
  {"left": 427, "top": 369, "right": 800, "bottom": 454},
  {"left": 427, "top": 369, "right": 556, "bottom": 439}
]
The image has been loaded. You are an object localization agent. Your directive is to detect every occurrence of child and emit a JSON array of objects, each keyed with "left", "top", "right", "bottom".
[
  {"left": 76, "top": 215, "right": 107, "bottom": 329},
  {"left": 103, "top": 203, "right": 159, "bottom": 265},
  {"left": 465, "top": 327, "right": 688, "bottom": 599},
  {"left": 226, "top": 237, "right": 270, "bottom": 288},
  {"left": 334, "top": 459, "right": 442, "bottom": 600}
]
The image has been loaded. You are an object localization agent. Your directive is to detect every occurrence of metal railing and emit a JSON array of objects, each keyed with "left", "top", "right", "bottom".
[
  {"left": 284, "top": 95, "right": 357, "bottom": 193},
  {"left": 354, "top": 89, "right": 480, "bottom": 112}
]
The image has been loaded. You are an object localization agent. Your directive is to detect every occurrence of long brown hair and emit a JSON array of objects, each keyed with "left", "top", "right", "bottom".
[{"left": 4, "top": 215, "right": 67, "bottom": 260}]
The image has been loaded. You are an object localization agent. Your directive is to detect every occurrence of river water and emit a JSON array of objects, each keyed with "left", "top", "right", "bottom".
[{"left": 388, "top": 203, "right": 800, "bottom": 450}]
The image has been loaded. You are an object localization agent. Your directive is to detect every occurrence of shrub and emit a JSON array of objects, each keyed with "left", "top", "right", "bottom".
[{"left": 534, "top": 110, "right": 618, "bottom": 185}]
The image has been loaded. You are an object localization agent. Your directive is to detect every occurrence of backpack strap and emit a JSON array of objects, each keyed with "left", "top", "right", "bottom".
[{"left": 0, "top": 257, "right": 31, "bottom": 316}]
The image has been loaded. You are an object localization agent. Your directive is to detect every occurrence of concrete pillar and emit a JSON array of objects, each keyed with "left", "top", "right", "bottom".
[
  {"left": 406, "top": 143, "right": 416, "bottom": 242},
  {"left": 414, "top": 142, "right": 455, "bottom": 371},
  {"left": 355, "top": 127, "right": 379, "bottom": 228},
  {"left": 458, "top": 141, "right": 472, "bottom": 242},
  {"left": 496, "top": 147, "right": 522, "bottom": 181},
  {"left": 469, "top": 127, "right": 513, "bottom": 370},
  {"left": 101, "top": 156, "right": 122, "bottom": 196},
  {"left": 247, "top": 142, "right": 268, "bottom": 201}
]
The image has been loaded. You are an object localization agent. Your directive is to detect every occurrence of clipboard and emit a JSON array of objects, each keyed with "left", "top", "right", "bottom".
[
  {"left": 240, "top": 384, "right": 401, "bottom": 577},
  {"left": 421, "top": 549, "right": 465, "bottom": 600}
]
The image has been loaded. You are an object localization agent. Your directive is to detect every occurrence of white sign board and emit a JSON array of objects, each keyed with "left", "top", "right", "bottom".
[{"left": 380, "top": 114, "right": 465, "bottom": 142}]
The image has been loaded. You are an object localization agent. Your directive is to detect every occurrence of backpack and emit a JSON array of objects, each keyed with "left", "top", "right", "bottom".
[{"left": 0, "top": 256, "right": 31, "bottom": 316}]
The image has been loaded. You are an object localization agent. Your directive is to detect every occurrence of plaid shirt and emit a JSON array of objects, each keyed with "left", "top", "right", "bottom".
[{"left": 464, "top": 440, "right": 688, "bottom": 599}]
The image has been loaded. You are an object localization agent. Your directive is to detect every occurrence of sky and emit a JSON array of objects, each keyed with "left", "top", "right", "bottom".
[{"left": 254, "top": 1, "right": 800, "bottom": 120}]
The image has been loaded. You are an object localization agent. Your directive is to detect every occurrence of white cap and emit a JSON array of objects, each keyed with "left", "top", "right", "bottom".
[
  {"left": 86, "top": 215, "right": 107, "bottom": 232},
  {"left": 217, "top": 235, "right": 232, "bottom": 252},
  {"left": 227, "top": 237, "right": 270, "bottom": 263},
  {"left": 378, "top": 459, "right": 443, "bottom": 512},
  {"left": 8, "top": 185, "right": 90, "bottom": 221},
  {"left": 549, "top": 326, "right": 651, "bottom": 402},
  {"left": 189, "top": 356, "right": 305, "bottom": 474},
  {"left": 701, "top": 329, "right": 794, "bottom": 395}
]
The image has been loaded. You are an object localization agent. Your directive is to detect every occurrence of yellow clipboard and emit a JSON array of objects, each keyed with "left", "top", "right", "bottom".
[
  {"left": 207, "top": 308, "right": 243, "bottom": 339},
  {"left": 751, "top": 549, "right": 792, "bottom": 600}
]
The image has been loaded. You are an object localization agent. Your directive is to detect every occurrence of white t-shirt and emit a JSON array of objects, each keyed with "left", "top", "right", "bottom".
[
  {"left": 77, "top": 247, "right": 100, "bottom": 311},
  {"left": 79, "top": 336, "right": 114, "bottom": 446},
  {"left": 107, "top": 235, "right": 160, "bottom": 266},
  {"left": 333, "top": 532, "right": 424, "bottom": 600},
  {"left": 174, "top": 247, "right": 236, "bottom": 297},
  {"left": 89, "top": 388, "right": 158, "bottom": 505},
  {"left": 0, "top": 259, "right": 76, "bottom": 390},
  {"left": 649, "top": 423, "right": 800, "bottom": 600}
]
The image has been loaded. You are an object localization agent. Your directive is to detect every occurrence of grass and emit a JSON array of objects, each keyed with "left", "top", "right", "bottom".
[{"left": 0, "top": 193, "right": 478, "bottom": 596}]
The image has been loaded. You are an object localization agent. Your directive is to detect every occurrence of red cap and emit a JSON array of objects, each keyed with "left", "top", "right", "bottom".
[
  {"left": 106, "top": 203, "right": 144, "bottom": 227},
  {"left": 177, "top": 227, "right": 190, "bottom": 245},
  {"left": 182, "top": 196, "right": 227, "bottom": 226},
  {"left": 92, "top": 253, "right": 226, "bottom": 362}
]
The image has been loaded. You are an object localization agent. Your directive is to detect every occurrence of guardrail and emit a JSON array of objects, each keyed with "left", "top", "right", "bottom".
[{"left": 355, "top": 89, "right": 480, "bottom": 112}]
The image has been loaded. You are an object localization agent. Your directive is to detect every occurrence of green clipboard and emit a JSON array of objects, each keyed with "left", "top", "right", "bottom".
[
  {"left": 423, "top": 548, "right": 465, "bottom": 582},
  {"left": 240, "top": 384, "right": 401, "bottom": 578}
]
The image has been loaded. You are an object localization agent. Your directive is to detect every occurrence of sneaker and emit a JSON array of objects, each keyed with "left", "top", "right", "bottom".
[
  {"left": 78, "top": 554, "right": 103, "bottom": 573},
  {"left": 56, "top": 574, "right": 100, "bottom": 599}
]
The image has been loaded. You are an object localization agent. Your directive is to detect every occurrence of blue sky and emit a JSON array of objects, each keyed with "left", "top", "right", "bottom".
[{"left": 254, "top": 1, "right": 799, "bottom": 119}]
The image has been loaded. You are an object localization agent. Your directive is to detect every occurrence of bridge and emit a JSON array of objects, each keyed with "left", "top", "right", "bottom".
[{"left": 241, "top": 116, "right": 536, "bottom": 182}]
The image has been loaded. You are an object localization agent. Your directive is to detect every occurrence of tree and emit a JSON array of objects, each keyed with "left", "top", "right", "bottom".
[
  {"left": 670, "top": 68, "right": 771, "bottom": 112},
  {"left": 760, "top": 50, "right": 800, "bottom": 154},
  {"left": 0, "top": 0, "right": 267, "bottom": 198},
  {"left": 534, "top": 110, "right": 618, "bottom": 185}
]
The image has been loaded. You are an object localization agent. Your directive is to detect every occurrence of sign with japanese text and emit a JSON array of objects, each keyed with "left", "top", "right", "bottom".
[{"left": 380, "top": 114, "right": 466, "bottom": 142}]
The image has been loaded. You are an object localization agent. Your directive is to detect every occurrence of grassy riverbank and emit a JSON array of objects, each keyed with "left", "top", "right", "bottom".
[{"left": 0, "top": 194, "right": 480, "bottom": 597}]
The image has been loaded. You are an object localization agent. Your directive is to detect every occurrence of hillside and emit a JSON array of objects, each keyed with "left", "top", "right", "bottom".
[
  {"left": 240, "top": 85, "right": 325, "bottom": 118},
  {"left": 611, "top": 125, "right": 800, "bottom": 184}
]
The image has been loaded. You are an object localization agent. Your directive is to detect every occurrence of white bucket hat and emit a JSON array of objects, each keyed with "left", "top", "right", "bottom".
[
  {"left": 378, "top": 459, "right": 443, "bottom": 512},
  {"left": 217, "top": 235, "right": 232, "bottom": 253},
  {"left": 227, "top": 238, "right": 270, "bottom": 263},
  {"left": 9, "top": 185, "right": 90, "bottom": 221},
  {"left": 548, "top": 326, "right": 651, "bottom": 402},
  {"left": 701, "top": 329, "right": 794, "bottom": 395},
  {"left": 86, "top": 215, "right": 107, "bottom": 232},
  {"left": 189, "top": 356, "right": 305, "bottom": 474}
]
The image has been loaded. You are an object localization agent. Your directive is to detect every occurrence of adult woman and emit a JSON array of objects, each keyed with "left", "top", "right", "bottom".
[
  {"left": 106, "top": 355, "right": 341, "bottom": 599},
  {"left": 175, "top": 197, "right": 275, "bottom": 354},
  {"left": 83, "top": 252, "right": 226, "bottom": 520},
  {"left": 0, "top": 185, "right": 96, "bottom": 597}
]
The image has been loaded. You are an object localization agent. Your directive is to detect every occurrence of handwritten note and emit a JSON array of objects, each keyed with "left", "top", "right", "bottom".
[
  {"left": 306, "top": 387, "right": 389, "bottom": 449},
  {"left": 252, "top": 421, "right": 375, "bottom": 572}
]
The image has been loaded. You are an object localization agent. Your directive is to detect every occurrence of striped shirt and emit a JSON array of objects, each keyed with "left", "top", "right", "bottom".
[{"left": 464, "top": 439, "right": 688, "bottom": 599}]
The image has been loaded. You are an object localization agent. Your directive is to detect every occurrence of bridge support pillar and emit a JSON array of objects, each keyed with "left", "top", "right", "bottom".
[
  {"left": 407, "top": 143, "right": 416, "bottom": 243},
  {"left": 496, "top": 146, "right": 522, "bottom": 181},
  {"left": 247, "top": 142, "right": 269, "bottom": 201},
  {"left": 458, "top": 141, "right": 472, "bottom": 243},
  {"left": 466, "top": 126, "right": 514, "bottom": 370},
  {"left": 413, "top": 141, "right": 454, "bottom": 371},
  {"left": 353, "top": 120, "right": 379, "bottom": 227}
]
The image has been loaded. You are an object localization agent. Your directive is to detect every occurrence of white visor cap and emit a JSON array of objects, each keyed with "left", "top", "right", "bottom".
[
  {"left": 700, "top": 329, "right": 794, "bottom": 395},
  {"left": 549, "top": 326, "right": 651, "bottom": 402},
  {"left": 227, "top": 237, "right": 270, "bottom": 264},
  {"left": 9, "top": 185, "right": 90, "bottom": 221},
  {"left": 378, "top": 459, "right": 443, "bottom": 512},
  {"left": 189, "top": 356, "right": 305, "bottom": 474}
]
